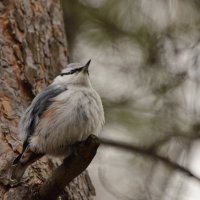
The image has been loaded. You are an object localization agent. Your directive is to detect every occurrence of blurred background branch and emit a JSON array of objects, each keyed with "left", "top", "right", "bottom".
[{"left": 99, "top": 137, "right": 200, "bottom": 182}]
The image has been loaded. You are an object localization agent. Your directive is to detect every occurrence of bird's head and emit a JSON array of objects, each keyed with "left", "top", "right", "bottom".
[{"left": 53, "top": 60, "right": 91, "bottom": 87}]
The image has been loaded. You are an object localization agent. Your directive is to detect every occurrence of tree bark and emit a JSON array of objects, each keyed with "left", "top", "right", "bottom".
[{"left": 0, "top": 0, "right": 95, "bottom": 199}]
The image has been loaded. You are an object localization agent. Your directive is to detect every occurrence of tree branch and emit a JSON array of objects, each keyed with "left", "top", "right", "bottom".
[
  {"left": 39, "top": 135, "right": 100, "bottom": 200},
  {"left": 99, "top": 137, "right": 200, "bottom": 182},
  {"left": 148, "top": 134, "right": 200, "bottom": 152},
  {"left": 38, "top": 135, "right": 199, "bottom": 200}
]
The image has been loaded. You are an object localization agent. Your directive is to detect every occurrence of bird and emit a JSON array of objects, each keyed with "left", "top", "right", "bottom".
[{"left": 10, "top": 60, "right": 105, "bottom": 183}]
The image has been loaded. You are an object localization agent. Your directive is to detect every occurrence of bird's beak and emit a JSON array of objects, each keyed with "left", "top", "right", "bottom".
[{"left": 83, "top": 59, "right": 91, "bottom": 73}]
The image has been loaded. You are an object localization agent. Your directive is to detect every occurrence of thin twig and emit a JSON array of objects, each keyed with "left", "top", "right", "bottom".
[
  {"left": 148, "top": 134, "right": 200, "bottom": 152},
  {"left": 99, "top": 138, "right": 200, "bottom": 182}
]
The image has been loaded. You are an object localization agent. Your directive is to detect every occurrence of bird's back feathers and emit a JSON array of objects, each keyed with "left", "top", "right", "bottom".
[{"left": 20, "top": 84, "right": 67, "bottom": 149}]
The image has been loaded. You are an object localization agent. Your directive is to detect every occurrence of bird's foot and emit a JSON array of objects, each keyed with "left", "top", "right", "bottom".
[
  {"left": 9, "top": 177, "right": 21, "bottom": 187},
  {"left": 8, "top": 164, "right": 24, "bottom": 187},
  {"left": 0, "top": 164, "right": 21, "bottom": 187}
]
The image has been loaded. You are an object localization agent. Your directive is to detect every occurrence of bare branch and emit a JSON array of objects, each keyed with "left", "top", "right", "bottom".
[
  {"left": 148, "top": 134, "right": 199, "bottom": 152},
  {"left": 36, "top": 134, "right": 199, "bottom": 200},
  {"left": 39, "top": 135, "right": 100, "bottom": 200},
  {"left": 99, "top": 137, "right": 200, "bottom": 182}
]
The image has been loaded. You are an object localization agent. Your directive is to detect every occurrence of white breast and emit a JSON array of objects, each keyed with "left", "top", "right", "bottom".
[{"left": 29, "top": 86, "right": 105, "bottom": 156}]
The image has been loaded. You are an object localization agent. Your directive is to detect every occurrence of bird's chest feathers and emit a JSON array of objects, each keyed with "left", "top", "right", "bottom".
[
  {"left": 58, "top": 89, "right": 103, "bottom": 134},
  {"left": 32, "top": 88, "right": 104, "bottom": 154}
]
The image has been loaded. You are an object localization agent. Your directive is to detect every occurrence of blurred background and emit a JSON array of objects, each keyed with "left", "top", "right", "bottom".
[{"left": 62, "top": 0, "right": 200, "bottom": 199}]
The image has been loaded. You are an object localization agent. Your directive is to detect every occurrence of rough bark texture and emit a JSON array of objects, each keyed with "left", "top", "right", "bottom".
[{"left": 0, "top": 0, "right": 95, "bottom": 199}]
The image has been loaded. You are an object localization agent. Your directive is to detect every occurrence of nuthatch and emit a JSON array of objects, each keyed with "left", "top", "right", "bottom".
[{"left": 11, "top": 60, "right": 105, "bottom": 183}]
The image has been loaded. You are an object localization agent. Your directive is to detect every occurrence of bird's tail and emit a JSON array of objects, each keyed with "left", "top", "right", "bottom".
[{"left": 11, "top": 146, "right": 43, "bottom": 184}]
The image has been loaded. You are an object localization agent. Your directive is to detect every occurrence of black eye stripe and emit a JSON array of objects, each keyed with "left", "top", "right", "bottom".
[
  {"left": 60, "top": 71, "right": 73, "bottom": 76},
  {"left": 60, "top": 67, "right": 83, "bottom": 76}
]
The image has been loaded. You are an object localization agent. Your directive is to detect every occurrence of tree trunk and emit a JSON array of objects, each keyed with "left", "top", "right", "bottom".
[{"left": 0, "top": 0, "right": 95, "bottom": 199}]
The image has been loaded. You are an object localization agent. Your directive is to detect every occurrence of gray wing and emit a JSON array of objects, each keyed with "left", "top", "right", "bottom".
[{"left": 21, "top": 84, "right": 67, "bottom": 149}]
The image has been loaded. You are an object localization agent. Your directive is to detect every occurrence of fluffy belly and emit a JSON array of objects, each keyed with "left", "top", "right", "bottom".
[{"left": 29, "top": 94, "right": 103, "bottom": 156}]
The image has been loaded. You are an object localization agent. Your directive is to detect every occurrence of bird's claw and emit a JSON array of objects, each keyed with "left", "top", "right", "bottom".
[{"left": 9, "top": 177, "right": 21, "bottom": 187}]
